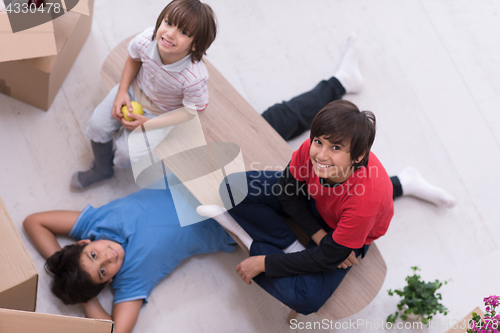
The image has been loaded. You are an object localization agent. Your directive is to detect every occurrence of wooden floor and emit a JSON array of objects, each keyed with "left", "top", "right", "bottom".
[{"left": 1, "top": 1, "right": 499, "bottom": 332}]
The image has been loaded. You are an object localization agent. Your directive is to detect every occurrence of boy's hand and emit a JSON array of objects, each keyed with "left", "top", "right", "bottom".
[
  {"left": 311, "top": 229, "right": 328, "bottom": 245},
  {"left": 338, "top": 251, "right": 359, "bottom": 269},
  {"left": 236, "top": 255, "right": 266, "bottom": 285},
  {"left": 121, "top": 113, "right": 149, "bottom": 131},
  {"left": 112, "top": 90, "right": 132, "bottom": 121},
  {"left": 83, "top": 297, "right": 112, "bottom": 321}
]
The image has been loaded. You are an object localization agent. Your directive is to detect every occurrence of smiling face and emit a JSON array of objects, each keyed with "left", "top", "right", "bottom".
[
  {"left": 310, "top": 136, "right": 363, "bottom": 184},
  {"left": 79, "top": 239, "right": 124, "bottom": 284},
  {"left": 156, "top": 16, "right": 195, "bottom": 65}
]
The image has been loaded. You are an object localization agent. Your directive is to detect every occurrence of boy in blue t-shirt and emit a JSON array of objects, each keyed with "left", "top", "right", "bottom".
[{"left": 24, "top": 182, "right": 234, "bottom": 333}]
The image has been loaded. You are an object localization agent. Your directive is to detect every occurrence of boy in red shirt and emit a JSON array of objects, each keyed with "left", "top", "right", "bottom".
[{"left": 198, "top": 100, "right": 455, "bottom": 314}]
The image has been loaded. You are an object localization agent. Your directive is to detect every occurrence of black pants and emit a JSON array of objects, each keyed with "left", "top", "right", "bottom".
[
  {"left": 261, "top": 77, "right": 346, "bottom": 141},
  {"left": 261, "top": 76, "right": 404, "bottom": 199},
  {"left": 223, "top": 170, "right": 368, "bottom": 315}
]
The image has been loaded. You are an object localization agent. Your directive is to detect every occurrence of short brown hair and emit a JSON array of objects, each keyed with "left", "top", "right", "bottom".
[
  {"left": 310, "top": 100, "right": 376, "bottom": 169},
  {"left": 45, "top": 243, "right": 107, "bottom": 305},
  {"left": 153, "top": 0, "right": 217, "bottom": 62}
]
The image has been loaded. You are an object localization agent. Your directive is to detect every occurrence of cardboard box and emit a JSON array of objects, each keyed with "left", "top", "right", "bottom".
[
  {"left": 0, "top": 0, "right": 93, "bottom": 110},
  {"left": 444, "top": 307, "right": 485, "bottom": 333},
  {"left": 0, "top": 197, "right": 38, "bottom": 312},
  {"left": 0, "top": 308, "right": 114, "bottom": 333},
  {"left": 0, "top": 12, "right": 57, "bottom": 62},
  {"left": 62, "top": 0, "right": 91, "bottom": 16}
]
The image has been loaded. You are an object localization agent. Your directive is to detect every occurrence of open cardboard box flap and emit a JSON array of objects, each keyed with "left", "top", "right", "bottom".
[
  {"left": 0, "top": 308, "right": 114, "bottom": 333},
  {"left": 0, "top": 13, "right": 56, "bottom": 62},
  {"left": 0, "top": 197, "right": 38, "bottom": 312},
  {"left": 0, "top": 13, "right": 54, "bottom": 33}
]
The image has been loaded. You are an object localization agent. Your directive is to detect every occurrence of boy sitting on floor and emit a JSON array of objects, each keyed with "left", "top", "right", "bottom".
[
  {"left": 72, "top": 0, "right": 217, "bottom": 188},
  {"left": 198, "top": 100, "right": 456, "bottom": 314}
]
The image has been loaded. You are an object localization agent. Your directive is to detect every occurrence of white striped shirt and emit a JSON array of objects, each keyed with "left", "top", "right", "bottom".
[{"left": 127, "top": 27, "right": 209, "bottom": 112}]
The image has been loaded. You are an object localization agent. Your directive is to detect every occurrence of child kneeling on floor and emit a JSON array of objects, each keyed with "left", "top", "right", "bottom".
[{"left": 72, "top": 0, "right": 217, "bottom": 188}]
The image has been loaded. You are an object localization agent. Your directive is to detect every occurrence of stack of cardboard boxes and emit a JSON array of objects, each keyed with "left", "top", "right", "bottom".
[
  {"left": 0, "top": 0, "right": 94, "bottom": 110},
  {"left": 0, "top": 197, "right": 114, "bottom": 331}
]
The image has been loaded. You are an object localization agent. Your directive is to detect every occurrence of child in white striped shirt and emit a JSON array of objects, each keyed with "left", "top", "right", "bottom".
[{"left": 72, "top": 0, "right": 217, "bottom": 188}]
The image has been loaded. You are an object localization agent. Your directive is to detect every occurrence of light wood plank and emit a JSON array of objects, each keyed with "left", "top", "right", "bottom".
[{"left": 101, "top": 37, "right": 387, "bottom": 321}]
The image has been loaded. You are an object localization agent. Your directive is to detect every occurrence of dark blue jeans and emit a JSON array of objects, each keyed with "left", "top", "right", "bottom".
[
  {"left": 222, "top": 170, "right": 369, "bottom": 315},
  {"left": 225, "top": 77, "right": 400, "bottom": 314}
]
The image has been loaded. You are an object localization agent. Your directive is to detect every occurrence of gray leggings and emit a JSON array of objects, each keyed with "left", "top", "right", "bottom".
[{"left": 85, "top": 84, "right": 157, "bottom": 168}]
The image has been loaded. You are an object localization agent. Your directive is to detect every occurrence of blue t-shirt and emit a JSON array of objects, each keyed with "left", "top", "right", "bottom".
[{"left": 69, "top": 185, "right": 235, "bottom": 304}]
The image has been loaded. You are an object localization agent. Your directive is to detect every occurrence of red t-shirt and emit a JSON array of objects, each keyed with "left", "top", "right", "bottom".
[{"left": 289, "top": 139, "right": 394, "bottom": 249}]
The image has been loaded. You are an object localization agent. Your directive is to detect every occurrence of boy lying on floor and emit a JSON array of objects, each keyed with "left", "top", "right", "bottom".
[{"left": 24, "top": 180, "right": 234, "bottom": 333}]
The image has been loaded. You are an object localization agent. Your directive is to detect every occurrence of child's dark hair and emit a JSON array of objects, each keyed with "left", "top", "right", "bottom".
[
  {"left": 153, "top": 0, "right": 217, "bottom": 62},
  {"left": 45, "top": 243, "right": 107, "bottom": 305},
  {"left": 310, "top": 100, "right": 376, "bottom": 169}
]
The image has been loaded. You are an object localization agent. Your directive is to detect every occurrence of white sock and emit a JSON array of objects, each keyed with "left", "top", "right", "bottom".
[
  {"left": 196, "top": 205, "right": 253, "bottom": 249},
  {"left": 334, "top": 31, "right": 363, "bottom": 94},
  {"left": 282, "top": 239, "right": 306, "bottom": 253},
  {"left": 397, "top": 167, "right": 456, "bottom": 208}
]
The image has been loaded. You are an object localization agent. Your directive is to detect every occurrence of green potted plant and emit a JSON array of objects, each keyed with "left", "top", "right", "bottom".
[{"left": 387, "top": 266, "right": 449, "bottom": 324}]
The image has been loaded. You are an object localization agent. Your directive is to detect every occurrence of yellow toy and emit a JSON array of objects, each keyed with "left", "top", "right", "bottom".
[{"left": 121, "top": 101, "right": 144, "bottom": 121}]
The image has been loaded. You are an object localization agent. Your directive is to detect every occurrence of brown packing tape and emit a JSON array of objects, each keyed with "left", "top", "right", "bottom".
[{"left": 0, "top": 308, "right": 114, "bottom": 333}]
